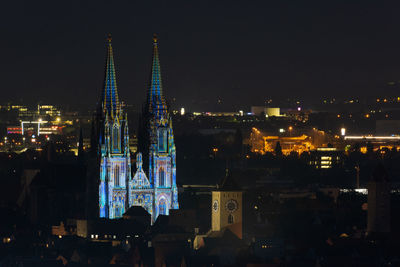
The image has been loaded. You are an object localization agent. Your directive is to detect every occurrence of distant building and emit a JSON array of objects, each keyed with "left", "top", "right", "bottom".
[
  {"left": 193, "top": 172, "right": 245, "bottom": 265},
  {"left": 250, "top": 127, "right": 314, "bottom": 155},
  {"left": 309, "top": 148, "right": 343, "bottom": 169},
  {"left": 265, "top": 107, "right": 280, "bottom": 117},
  {"left": 0, "top": 104, "right": 61, "bottom": 121},
  {"left": 251, "top": 106, "right": 280, "bottom": 117},
  {"left": 76, "top": 218, "right": 148, "bottom": 241},
  {"left": 344, "top": 135, "right": 400, "bottom": 152},
  {"left": 367, "top": 164, "right": 391, "bottom": 235},
  {"left": 250, "top": 106, "right": 264, "bottom": 116}
]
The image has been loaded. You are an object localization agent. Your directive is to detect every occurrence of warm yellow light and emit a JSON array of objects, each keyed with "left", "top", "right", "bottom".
[
  {"left": 337, "top": 114, "right": 341, "bottom": 118},
  {"left": 56, "top": 117, "right": 61, "bottom": 122},
  {"left": 288, "top": 126, "right": 293, "bottom": 131},
  {"left": 365, "top": 114, "right": 370, "bottom": 118}
]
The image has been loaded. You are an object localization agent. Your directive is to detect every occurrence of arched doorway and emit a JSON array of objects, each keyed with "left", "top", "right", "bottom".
[{"left": 158, "top": 198, "right": 167, "bottom": 216}]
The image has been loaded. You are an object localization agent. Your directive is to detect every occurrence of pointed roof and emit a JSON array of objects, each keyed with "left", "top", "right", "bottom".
[
  {"left": 102, "top": 34, "right": 120, "bottom": 118},
  {"left": 147, "top": 34, "right": 167, "bottom": 115},
  {"left": 217, "top": 169, "right": 240, "bottom": 191}
]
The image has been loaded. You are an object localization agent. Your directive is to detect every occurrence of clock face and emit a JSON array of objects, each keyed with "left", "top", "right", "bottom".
[
  {"left": 212, "top": 200, "right": 219, "bottom": 212},
  {"left": 225, "top": 199, "right": 238, "bottom": 212}
]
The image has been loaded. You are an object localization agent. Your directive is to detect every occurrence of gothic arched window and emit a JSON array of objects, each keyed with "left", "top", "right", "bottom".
[
  {"left": 158, "top": 129, "right": 167, "bottom": 152},
  {"left": 228, "top": 214, "right": 234, "bottom": 224},
  {"left": 159, "top": 198, "right": 167, "bottom": 215},
  {"left": 115, "top": 165, "right": 120, "bottom": 187},
  {"left": 159, "top": 167, "right": 165, "bottom": 187},
  {"left": 115, "top": 205, "right": 122, "bottom": 218},
  {"left": 113, "top": 124, "right": 119, "bottom": 151}
]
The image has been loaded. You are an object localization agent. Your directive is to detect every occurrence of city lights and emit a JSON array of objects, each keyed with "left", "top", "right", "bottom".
[{"left": 1, "top": 5, "right": 399, "bottom": 264}]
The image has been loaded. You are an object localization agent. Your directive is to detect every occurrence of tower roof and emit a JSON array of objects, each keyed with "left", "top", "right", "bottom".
[
  {"left": 217, "top": 169, "right": 240, "bottom": 191},
  {"left": 102, "top": 34, "right": 120, "bottom": 117},
  {"left": 147, "top": 34, "right": 167, "bottom": 115}
]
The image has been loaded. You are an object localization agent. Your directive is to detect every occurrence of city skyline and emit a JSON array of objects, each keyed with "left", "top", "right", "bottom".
[{"left": 1, "top": 2, "right": 400, "bottom": 266}]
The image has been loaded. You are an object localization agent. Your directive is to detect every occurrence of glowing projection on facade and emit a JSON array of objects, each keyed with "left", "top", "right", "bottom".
[
  {"left": 97, "top": 34, "right": 178, "bottom": 222},
  {"left": 98, "top": 35, "right": 131, "bottom": 219},
  {"left": 128, "top": 153, "right": 153, "bottom": 217},
  {"left": 132, "top": 35, "right": 179, "bottom": 223}
]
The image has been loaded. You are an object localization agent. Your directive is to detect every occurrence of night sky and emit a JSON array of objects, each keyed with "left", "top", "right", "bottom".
[{"left": 2, "top": 0, "right": 400, "bottom": 111}]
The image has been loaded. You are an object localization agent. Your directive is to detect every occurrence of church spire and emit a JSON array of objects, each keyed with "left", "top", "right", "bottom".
[
  {"left": 147, "top": 34, "right": 167, "bottom": 115},
  {"left": 102, "top": 34, "right": 120, "bottom": 118}
]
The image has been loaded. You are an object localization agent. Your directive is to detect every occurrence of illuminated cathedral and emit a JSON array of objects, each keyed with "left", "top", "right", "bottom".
[
  {"left": 98, "top": 35, "right": 131, "bottom": 219},
  {"left": 97, "top": 35, "right": 178, "bottom": 222}
]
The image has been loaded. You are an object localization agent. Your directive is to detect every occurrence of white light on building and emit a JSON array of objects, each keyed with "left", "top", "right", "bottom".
[
  {"left": 341, "top": 128, "right": 346, "bottom": 136},
  {"left": 180, "top": 107, "right": 185, "bottom": 116}
]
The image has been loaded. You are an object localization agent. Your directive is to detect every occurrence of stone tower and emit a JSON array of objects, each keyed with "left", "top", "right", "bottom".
[{"left": 212, "top": 170, "right": 243, "bottom": 239}]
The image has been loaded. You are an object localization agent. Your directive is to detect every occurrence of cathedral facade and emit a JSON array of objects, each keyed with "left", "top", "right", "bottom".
[
  {"left": 97, "top": 35, "right": 178, "bottom": 223},
  {"left": 98, "top": 35, "right": 131, "bottom": 219}
]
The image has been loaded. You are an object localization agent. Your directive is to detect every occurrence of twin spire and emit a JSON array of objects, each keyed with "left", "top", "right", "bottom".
[
  {"left": 101, "top": 34, "right": 167, "bottom": 117},
  {"left": 148, "top": 34, "right": 167, "bottom": 115},
  {"left": 102, "top": 34, "right": 120, "bottom": 118}
]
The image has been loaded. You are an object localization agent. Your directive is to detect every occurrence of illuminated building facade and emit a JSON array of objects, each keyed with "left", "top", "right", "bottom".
[
  {"left": 211, "top": 170, "right": 243, "bottom": 239},
  {"left": 250, "top": 127, "right": 315, "bottom": 155},
  {"left": 96, "top": 35, "right": 178, "bottom": 222},
  {"left": 98, "top": 36, "right": 131, "bottom": 219},
  {"left": 309, "top": 148, "right": 343, "bottom": 169},
  {"left": 135, "top": 35, "right": 179, "bottom": 223},
  {"left": 128, "top": 152, "right": 153, "bottom": 220}
]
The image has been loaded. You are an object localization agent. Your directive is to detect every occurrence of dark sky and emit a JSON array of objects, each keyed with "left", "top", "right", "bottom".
[{"left": 2, "top": 0, "right": 400, "bottom": 111}]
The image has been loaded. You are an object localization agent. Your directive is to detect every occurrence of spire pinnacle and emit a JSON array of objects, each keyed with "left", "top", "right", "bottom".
[
  {"left": 147, "top": 34, "right": 167, "bottom": 115},
  {"left": 102, "top": 34, "right": 120, "bottom": 118}
]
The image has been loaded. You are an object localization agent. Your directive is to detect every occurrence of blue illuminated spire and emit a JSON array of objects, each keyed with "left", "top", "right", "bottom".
[
  {"left": 148, "top": 34, "right": 167, "bottom": 115},
  {"left": 102, "top": 34, "right": 120, "bottom": 118}
]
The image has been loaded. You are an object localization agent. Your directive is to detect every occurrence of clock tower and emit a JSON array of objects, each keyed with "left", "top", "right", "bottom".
[{"left": 211, "top": 170, "right": 243, "bottom": 239}]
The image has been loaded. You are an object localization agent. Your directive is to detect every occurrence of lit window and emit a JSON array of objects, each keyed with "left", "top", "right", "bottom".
[
  {"left": 228, "top": 214, "right": 234, "bottom": 224},
  {"left": 115, "top": 165, "right": 120, "bottom": 187},
  {"left": 159, "top": 167, "right": 165, "bottom": 187}
]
